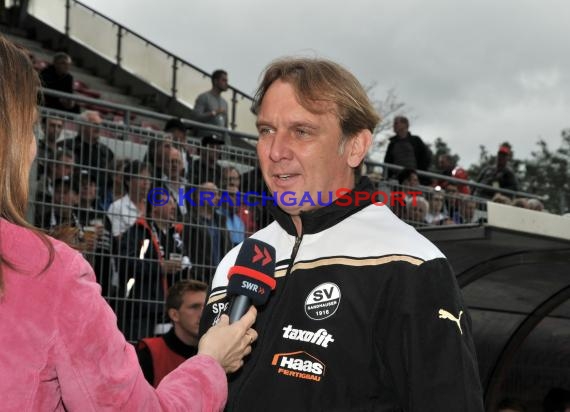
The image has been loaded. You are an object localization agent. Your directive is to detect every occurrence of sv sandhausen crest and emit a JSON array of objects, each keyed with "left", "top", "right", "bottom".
[{"left": 304, "top": 282, "right": 341, "bottom": 320}]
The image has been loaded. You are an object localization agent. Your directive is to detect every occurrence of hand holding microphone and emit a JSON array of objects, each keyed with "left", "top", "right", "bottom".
[
  {"left": 226, "top": 238, "right": 277, "bottom": 323},
  {"left": 198, "top": 239, "right": 276, "bottom": 373}
]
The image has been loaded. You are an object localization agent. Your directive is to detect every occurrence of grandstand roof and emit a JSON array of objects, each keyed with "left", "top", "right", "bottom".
[{"left": 421, "top": 203, "right": 570, "bottom": 408}]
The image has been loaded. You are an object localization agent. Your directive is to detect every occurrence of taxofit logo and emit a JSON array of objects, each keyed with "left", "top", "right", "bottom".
[
  {"left": 282, "top": 324, "right": 335, "bottom": 348},
  {"left": 147, "top": 187, "right": 421, "bottom": 208},
  {"left": 271, "top": 351, "right": 325, "bottom": 382}
]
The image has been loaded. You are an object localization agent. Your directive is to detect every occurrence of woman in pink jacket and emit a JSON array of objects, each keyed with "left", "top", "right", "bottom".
[{"left": 0, "top": 35, "right": 257, "bottom": 411}]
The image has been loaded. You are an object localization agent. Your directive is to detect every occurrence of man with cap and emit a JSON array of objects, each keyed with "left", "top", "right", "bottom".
[
  {"left": 476, "top": 144, "right": 518, "bottom": 198},
  {"left": 191, "top": 134, "right": 225, "bottom": 186}
]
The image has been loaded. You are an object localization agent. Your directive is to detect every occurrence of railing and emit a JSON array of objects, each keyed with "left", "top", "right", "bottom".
[{"left": 27, "top": 0, "right": 258, "bottom": 134}]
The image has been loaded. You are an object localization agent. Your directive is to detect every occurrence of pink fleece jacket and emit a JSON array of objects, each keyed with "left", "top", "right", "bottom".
[{"left": 0, "top": 219, "right": 227, "bottom": 411}]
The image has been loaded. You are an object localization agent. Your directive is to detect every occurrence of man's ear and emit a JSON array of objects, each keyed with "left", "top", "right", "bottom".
[
  {"left": 168, "top": 308, "right": 179, "bottom": 323},
  {"left": 347, "top": 129, "right": 373, "bottom": 168}
]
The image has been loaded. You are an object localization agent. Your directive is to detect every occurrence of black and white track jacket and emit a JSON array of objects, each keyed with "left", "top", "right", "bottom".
[{"left": 200, "top": 177, "right": 484, "bottom": 412}]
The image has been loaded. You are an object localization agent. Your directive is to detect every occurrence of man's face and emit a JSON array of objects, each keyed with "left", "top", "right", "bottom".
[
  {"left": 197, "top": 182, "right": 220, "bottom": 210},
  {"left": 170, "top": 128, "right": 186, "bottom": 144},
  {"left": 172, "top": 290, "right": 206, "bottom": 341},
  {"left": 130, "top": 168, "right": 151, "bottom": 198},
  {"left": 167, "top": 147, "right": 183, "bottom": 182},
  {"left": 54, "top": 155, "right": 74, "bottom": 179},
  {"left": 403, "top": 173, "right": 419, "bottom": 187},
  {"left": 54, "top": 57, "right": 71, "bottom": 75},
  {"left": 152, "top": 194, "right": 176, "bottom": 221},
  {"left": 201, "top": 143, "right": 222, "bottom": 166},
  {"left": 81, "top": 114, "right": 102, "bottom": 143},
  {"left": 45, "top": 119, "right": 63, "bottom": 143},
  {"left": 215, "top": 74, "right": 229, "bottom": 92},
  {"left": 80, "top": 180, "right": 97, "bottom": 202},
  {"left": 393, "top": 118, "right": 408, "bottom": 135},
  {"left": 222, "top": 168, "right": 240, "bottom": 192},
  {"left": 256, "top": 80, "right": 357, "bottom": 216},
  {"left": 53, "top": 184, "right": 78, "bottom": 206}
]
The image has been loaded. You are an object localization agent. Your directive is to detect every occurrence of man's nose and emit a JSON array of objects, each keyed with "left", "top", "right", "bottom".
[{"left": 267, "top": 131, "right": 293, "bottom": 162}]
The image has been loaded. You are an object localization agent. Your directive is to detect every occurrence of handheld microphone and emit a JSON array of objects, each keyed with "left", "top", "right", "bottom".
[{"left": 227, "top": 238, "right": 276, "bottom": 323}]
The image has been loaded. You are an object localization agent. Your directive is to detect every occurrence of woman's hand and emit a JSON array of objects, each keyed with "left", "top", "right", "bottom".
[{"left": 198, "top": 306, "right": 258, "bottom": 373}]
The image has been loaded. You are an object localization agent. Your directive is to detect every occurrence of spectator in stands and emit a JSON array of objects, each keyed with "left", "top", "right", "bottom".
[
  {"left": 117, "top": 191, "right": 192, "bottom": 341},
  {"left": 164, "top": 118, "right": 195, "bottom": 181},
  {"left": 404, "top": 195, "right": 429, "bottom": 225},
  {"left": 35, "top": 148, "right": 75, "bottom": 209},
  {"left": 37, "top": 117, "right": 63, "bottom": 172},
  {"left": 526, "top": 198, "right": 544, "bottom": 211},
  {"left": 76, "top": 169, "right": 115, "bottom": 295},
  {"left": 491, "top": 193, "right": 513, "bottom": 205},
  {"left": 165, "top": 145, "right": 190, "bottom": 220},
  {"left": 445, "top": 183, "right": 463, "bottom": 224},
  {"left": 496, "top": 397, "right": 527, "bottom": 412},
  {"left": 460, "top": 196, "right": 480, "bottom": 224},
  {"left": 39, "top": 52, "right": 79, "bottom": 113},
  {"left": 426, "top": 188, "right": 449, "bottom": 225},
  {"left": 188, "top": 182, "right": 230, "bottom": 281},
  {"left": 476, "top": 144, "right": 518, "bottom": 199},
  {"left": 384, "top": 115, "right": 431, "bottom": 184},
  {"left": 65, "top": 110, "right": 114, "bottom": 196},
  {"left": 191, "top": 134, "right": 225, "bottom": 186},
  {"left": 218, "top": 166, "right": 247, "bottom": 246},
  {"left": 512, "top": 198, "right": 528, "bottom": 208},
  {"left": 136, "top": 280, "right": 207, "bottom": 387},
  {"left": 38, "top": 176, "right": 98, "bottom": 257},
  {"left": 221, "top": 166, "right": 257, "bottom": 235},
  {"left": 145, "top": 134, "right": 173, "bottom": 181},
  {"left": 434, "top": 152, "right": 470, "bottom": 194},
  {"left": 107, "top": 160, "right": 151, "bottom": 237},
  {"left": 98, "top": 159, "right": 129, "bottom": 211},
  {"left": 397, "top": 168, "right": 420, "bottom": 187},
  {"left": 40, "top": 175, "right": 80, "bottom": 229},
  {"left": 77, "top": 169, "right": 104, "bottom": 216},
  {"left": 193, "top": 69, "right": 229, "bottom": 136}
]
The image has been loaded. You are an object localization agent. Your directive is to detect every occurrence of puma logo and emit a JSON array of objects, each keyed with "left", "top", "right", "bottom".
[{"left": 438, "top": 309, "right": 463, "bottom": 335}]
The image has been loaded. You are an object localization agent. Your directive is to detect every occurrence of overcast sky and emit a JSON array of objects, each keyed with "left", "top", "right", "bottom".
[{"left": 81, "top": 0, "right": 570, "bottom": 168}]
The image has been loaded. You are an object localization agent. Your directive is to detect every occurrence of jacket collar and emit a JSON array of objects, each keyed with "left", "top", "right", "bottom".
[{"left": 268, "top": 176, "right": 376, "bottom": 236}]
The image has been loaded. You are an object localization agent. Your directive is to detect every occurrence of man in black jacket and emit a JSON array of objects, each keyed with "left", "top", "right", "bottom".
[
  {"left": 200, "top": 57, "right": 484, "bottom": 411},
  {"left": 384, "top": 115, "right": 432, "bottom": 184},
  {"left": 39, "top": 52, "right": 79, "bottom": 113}
]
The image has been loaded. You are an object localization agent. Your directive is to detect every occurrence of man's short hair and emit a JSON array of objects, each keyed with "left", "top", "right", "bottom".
[
  {"left": 212, "top": 69, "right": 227, "bottom": 84},
  {"left": 164, "top": 118, "right": 186, "bottom": 133},
  {"left": 394, "top": 115, "right": 409, "bottom": 127},
  {"left": 253, "top": 57, "right": 380, "bottom": 142},
  {"left": 53, "top": 52, "right": 71, "bottom": 64},
  {"left": 166, "top": 280, "right": 208, "bottom": 312}
]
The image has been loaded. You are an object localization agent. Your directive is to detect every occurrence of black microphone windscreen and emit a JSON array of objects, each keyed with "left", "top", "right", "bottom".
[{"left": 227, "top": 238, "right": 276, "bottom": 306}]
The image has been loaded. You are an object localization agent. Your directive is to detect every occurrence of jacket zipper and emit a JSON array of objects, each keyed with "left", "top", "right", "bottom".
[{"left": 231, "top": 233, "right": 303, "bottom": 411}]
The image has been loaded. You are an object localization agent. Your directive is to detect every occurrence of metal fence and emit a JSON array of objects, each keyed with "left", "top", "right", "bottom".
[{"left": 31, "top": 104, "right": 547, "bottom": 342}]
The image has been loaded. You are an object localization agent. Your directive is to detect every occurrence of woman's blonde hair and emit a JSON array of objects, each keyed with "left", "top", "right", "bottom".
[{"left": 0, "top": 35, "right": 53, "bottom": 296}]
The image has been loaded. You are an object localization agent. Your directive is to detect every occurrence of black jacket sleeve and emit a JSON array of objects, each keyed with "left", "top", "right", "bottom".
[{"left": 374, "top": 258, "right": 484, "bottom": 411}]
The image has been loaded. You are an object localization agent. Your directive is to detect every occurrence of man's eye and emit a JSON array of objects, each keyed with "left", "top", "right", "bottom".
[
  {"left": 258, "top": 127, "right": 274, "bottom": 136},
  {"left": 296, "top": 129, "right": 310, "bottom": 137}
]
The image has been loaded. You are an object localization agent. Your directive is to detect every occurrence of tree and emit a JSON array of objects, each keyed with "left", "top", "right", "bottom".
[
  {"left": 364, "top": 86, "right": 408, "bottom": 168},
  {"left": 521, "top": 131, "right": 570, "bottom": 214}
]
